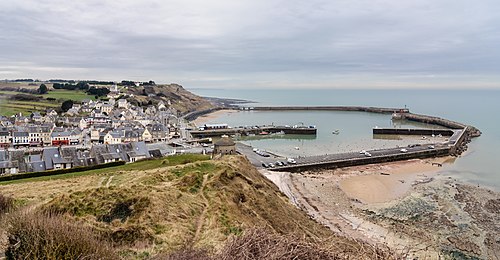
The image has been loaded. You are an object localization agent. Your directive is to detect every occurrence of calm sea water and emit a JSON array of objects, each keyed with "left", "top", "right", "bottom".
[{"left": 189, "top": 88, "right": 500, "bottom": 190}]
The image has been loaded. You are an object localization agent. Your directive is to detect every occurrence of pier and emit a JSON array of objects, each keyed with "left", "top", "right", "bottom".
[{"left": 190, "top": 126, "right": 316, "bottom": 138}]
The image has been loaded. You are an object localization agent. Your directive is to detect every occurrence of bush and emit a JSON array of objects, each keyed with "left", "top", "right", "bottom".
[
  {"left": 217, "top": 228, "right": 338, "bottom": 260},
  {"left": 0, "top": 193, "right": 14, "bottom": 215},
  {"left": 6, "top": 211, "right": 116, "bottom": 259}
]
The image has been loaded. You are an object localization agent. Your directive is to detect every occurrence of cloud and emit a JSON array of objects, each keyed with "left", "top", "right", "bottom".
[{"left": 0, "top": 0, "right": 499, "bottom": 88}]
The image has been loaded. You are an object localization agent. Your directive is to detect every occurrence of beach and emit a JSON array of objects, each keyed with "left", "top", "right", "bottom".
[
  {"left": 192, "top": 109, "right": 236, "bottom": 126},
  {"left": 260, "top": 157, "right": 499, "bottom": 258}
]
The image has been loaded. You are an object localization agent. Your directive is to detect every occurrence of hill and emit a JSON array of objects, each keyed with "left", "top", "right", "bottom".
[
  {"left": 0, "top": 156, "right": 395, "bottom": 259},
  {"left": 125, "top": 83, "right": 213, "bottom": 114}
]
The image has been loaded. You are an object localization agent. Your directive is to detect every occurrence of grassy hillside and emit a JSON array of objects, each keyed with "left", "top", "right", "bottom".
[
  {"left": 0, "top": 156, "right": 395, "bottom": 259},
  {"left": 126, "top": 84, "right": 213, "bottom": 114}
]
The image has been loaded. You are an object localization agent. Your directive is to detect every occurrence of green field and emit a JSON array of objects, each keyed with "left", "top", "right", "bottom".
[
  {"left": 0, "top": 89, "right": 97, "bottom": 116},
  {"left": 0, "top": 99, "right": 61, "bottom": 116},
  {"left": 0, "top": 154, "right": 211, "bottom": 185},
  {"left": 45, "top": 90, "right": 96, "bottom": 101}
]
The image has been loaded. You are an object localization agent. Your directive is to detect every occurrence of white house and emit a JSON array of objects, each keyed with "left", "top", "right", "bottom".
[
  {"left": 117, "top": 99, "right": 128, "bottom": 109},
  {"left": 104, "top": 131, "right": 122, "bottom": 144}
]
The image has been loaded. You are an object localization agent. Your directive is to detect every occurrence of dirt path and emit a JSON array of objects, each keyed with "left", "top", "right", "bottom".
[{"left": 192, "top": 174, "right": 209, "bottom": 246}]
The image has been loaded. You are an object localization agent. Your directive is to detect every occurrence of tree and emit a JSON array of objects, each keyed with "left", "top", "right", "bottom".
[
  {"left": 38, "top": 84, "right": 48, "bottom": 94},
  {"left": 61, "top": 100, "right": 74, "bottom": 112}
]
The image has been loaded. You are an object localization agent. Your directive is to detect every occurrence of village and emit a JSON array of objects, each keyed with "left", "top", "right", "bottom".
[{"left": 0, "top": 86, "right": 214, "bottom": 175}]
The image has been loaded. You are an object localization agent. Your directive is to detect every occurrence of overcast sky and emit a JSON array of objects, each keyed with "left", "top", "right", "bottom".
[{"left": 1, "top": 0, "right": 499, "bottom": 89}]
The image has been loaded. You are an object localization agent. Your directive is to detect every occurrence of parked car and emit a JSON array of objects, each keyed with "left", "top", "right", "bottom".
[
  {"left": 287, "top": 158, "right": 297, "bottom": 164},
  {"left": 262, "top": 163, "right": 269, "bottom": 168},
  {"left": 428, "top": 145, "right": 435, "bottom": 149},
  {"left": 400, "top": 148, "right": 408, "bottom": 153}
]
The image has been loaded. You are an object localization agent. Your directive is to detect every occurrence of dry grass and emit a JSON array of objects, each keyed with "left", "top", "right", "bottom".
[
  {"left": 0, "top": 156, "right": 403, "bottom": 259},
  {"left": 5, "top": 211, "right": 117, "bottom": 259},
  {"left": 0, "top": 193, "right": 14, "bottom": 215},
  {"left": 154, "top": 228, "right": 403, "bottom": 260}
]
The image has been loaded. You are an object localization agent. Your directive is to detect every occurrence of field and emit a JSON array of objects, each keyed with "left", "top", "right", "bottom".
[
  {"left": 0, "top": 154, "right": 211, "bottom": 185},
  {"left": 45, "top": 90, "right": 96, "bottom": 102},
  {"left": 0, "top": 85, "right": 96, "bottom": 116},
  {"left": 0, "top": 99, "right": 61, "bottom": 116}
]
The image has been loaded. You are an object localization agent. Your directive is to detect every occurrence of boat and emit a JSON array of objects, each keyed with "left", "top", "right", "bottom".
[
  {"left": 259, "top": 131, "right": 269, "bottom": 135},
  {"left": 294, "top": 147, "right": 300, "bottom": 150},
  {"left": 332, "top": 129, "right": 340, "bottom": 134}
]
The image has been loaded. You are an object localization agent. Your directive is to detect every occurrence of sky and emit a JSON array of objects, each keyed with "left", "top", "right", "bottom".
[{"left": 1, "top": 0, "right": 500, "bottom": 89}]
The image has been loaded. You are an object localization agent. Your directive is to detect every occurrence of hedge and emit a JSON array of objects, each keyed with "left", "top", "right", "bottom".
[{"left": 0, "top": 161, "right": 126, "bottom": 182}]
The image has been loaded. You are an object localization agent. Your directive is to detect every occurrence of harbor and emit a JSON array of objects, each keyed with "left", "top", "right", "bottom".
[{"left": 195, "top": 106, "right": 479, "bottom": 172}]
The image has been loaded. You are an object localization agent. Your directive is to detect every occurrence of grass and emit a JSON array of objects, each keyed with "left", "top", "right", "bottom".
[
  {"left": 0, "top": 99, "right": 61, "bottom": 116},
  {"left": 0, "top": 90, "right": 20, "bottom": 95},
  {"left": 0, "top": 154, "right": 210, "bottom": 185},
  {"left": 46, "top": 89, "right": 96, "bottom": 101},
  {"left": 5, "top": 211, "right": 117, "bottom": 259}
]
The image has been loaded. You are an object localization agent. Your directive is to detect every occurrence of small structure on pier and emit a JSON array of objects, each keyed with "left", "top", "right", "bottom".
[{"left": 213, "top": 135, "right": 235, "bottom": 156}]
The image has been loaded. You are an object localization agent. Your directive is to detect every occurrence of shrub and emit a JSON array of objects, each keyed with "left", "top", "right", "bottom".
[
  {"left": 5, "top": 211, "right": 116, "bottom": 259},
  {"left": 217, "top": 228, "right": 338, "bottom": 260},
  {"left": 0, "top": 193, "right": 14, "bottom": 215}
]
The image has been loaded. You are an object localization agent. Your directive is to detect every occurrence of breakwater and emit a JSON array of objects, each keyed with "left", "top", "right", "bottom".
[
  {"left": 252, "top": 106, "right": 408, "bottom": 114},
  {"left": 373, "top": 128, "right": 455, "bottom": 136},
  {"left": 399, "top": 113, "right": 481, "bottom": 137},
  {"left": 274, "top": 147, "right": 451, "bottom": 172},
  {"left": 190, "top": 126, "right": 317, "bottom": 138}
]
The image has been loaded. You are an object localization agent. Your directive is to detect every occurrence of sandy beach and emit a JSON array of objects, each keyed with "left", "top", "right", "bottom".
[
  {"left": 339, "top": 157, "right": 452, "bottom": 204},
  {"left": 192, "top": 109, "right": 237, "bottom": 126},
  {"left": 260, "top": 156, "right": 499, "bottom": 258}
]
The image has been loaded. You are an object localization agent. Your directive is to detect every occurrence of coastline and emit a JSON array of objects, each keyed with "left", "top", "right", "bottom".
[
  {"left": 260, "top": 158, "right": 500, "bottom": 258},
  {"left": 192, "top": 109, "right": 236, "bottom": 126}
]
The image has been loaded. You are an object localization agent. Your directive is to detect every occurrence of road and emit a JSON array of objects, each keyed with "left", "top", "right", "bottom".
[{"left": 237, "top": 141, "right": 452, "bottom": 171}]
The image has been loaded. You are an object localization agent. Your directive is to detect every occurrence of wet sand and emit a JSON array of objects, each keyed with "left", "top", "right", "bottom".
[{"left": 339, "top": 157, "right": 452, "bottom": 204}]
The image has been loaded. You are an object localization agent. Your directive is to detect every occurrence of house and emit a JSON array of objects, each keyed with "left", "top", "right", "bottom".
[
  {"left": 127, "top": 141, "right": 150, "bottom": 162},
  {"left": 0, "top": 131, "right": 11, "bottom": 148},
  {"left": 68, "top": 129, "right": 82, "bottom": 145},
  {"left": 104, "top": 131, "right": 122, "bottom": 144},
  {"left": 12, "top": 131, "right": 29, "bottom": 147},
  {"left": 117, "top": 99, "right": 128, "bottom": 109},
  {"left": 51, "top": 130, "right": 70, "bottom": 146},
  {"left": 148, "top": 123, "right": 169, "bottom": 142},
  {"left": 213, "top": 136, "right": 236, "bottom": 155},
  {"left": 47, "top": 109, "right": 58, "bottom": 117},
  {"left": 0, "top": 161, "right": 19, "bottom": 174},
  {"left": 31, "top": 112, "right": 43, "bottom": 123},
  {"left": 28, "top": 126, "right": 44, "bottom": 146},
  {"left": 79, "top": 118, "right": 88, "bottom": 130},
  {"left": 27, "top": 154, "right": 46, "bottom": 172},
  {"left": 0, "top": 150, "right": 19, "bottom": 174},
  {"left": 157, "top": 101, "right": 166, "bottom": 111},
  {"left": 141, "top": 128, "right": 152, "bottom": 142},
  {"left": 42, "top": 147, "right": 72, "bottom": 170},
  {"left": 123, "top": 129, "right": 140, "bottom": 143},
  {"left": 39, "top": 125, "right": 53, "bottom": 146},
  {"left": 101, "top": 103, "right": 113, "bottom": 114}
]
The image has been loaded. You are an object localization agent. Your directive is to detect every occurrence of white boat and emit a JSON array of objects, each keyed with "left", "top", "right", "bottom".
[
  {"left": 294, "top": 147, "right": 300, "bottom": 150},
  {"left": 332, "top": 129, "right": 340, "bottom": 134}
]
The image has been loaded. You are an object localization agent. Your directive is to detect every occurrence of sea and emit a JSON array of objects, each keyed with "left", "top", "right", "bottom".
[{"left": 188, "top": 88, "right": 500, "bottom": 190}]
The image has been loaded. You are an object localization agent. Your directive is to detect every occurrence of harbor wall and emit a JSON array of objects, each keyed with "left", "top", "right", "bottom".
[
  {"left": 372, "top": 128, "right": 454, "bottom": 136},
  {"left": 252, "top": 106, "right": 408, "bottom": 114},
  {"left": 190, "top": 126, "right": 316, "bottom": 138},
  {"left": 275, "top": 147, "right": 451, "bottom": 172}
]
